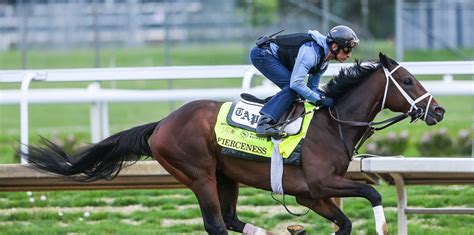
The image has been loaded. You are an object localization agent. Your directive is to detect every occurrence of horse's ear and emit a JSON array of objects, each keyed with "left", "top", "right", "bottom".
[
  {"left": 379, "top": 52, "right": 390, "bottom": 68},
  {"left": 379, "top": 52, "right": 399, "bottom": 68}
]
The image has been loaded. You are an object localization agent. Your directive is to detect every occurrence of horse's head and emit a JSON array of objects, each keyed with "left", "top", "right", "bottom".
[{"left": 378, "top": 53, "right": 445, "bottom": 125}]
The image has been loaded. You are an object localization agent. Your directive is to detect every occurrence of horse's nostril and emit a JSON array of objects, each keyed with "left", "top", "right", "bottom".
[{"left": 434, "top": 106, "right": 445, "bottom": 115}]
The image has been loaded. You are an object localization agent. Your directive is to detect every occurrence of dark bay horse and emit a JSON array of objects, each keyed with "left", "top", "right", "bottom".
[{"left": 23, "top": 53, "right": 445, "bottom": 235}]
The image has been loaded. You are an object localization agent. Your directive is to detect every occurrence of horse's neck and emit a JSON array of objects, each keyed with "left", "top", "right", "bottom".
[
  {"left": 336, "top": 72, "right": 384, "bottom": 146},
  {"left": 339, "top": 85, "right": 382, "bottom": 122}
]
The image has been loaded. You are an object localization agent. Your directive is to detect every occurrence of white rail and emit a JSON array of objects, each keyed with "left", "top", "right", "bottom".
[{"left": 1, "top": 61, "right": 473, "bottom": 82}]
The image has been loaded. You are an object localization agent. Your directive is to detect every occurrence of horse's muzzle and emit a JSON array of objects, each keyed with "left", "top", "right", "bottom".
[{"left": 425, "top": 104, "right": 445, "bottom": 125}]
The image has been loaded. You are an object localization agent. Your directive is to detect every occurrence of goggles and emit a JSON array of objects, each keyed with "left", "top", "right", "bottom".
[
  {"left": 341, "top": 47, "right": 352, "bottom": 53},
  {"left": 347, "top": 40, "right": 359, "bottom": 48},
  {"left": 339, "top": 40, "right": 358, "bottom": 54}
]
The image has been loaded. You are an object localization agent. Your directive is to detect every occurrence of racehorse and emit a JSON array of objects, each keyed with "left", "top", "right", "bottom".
[{"left": 23, "top": 53, "right": 445, "bottom": 235}]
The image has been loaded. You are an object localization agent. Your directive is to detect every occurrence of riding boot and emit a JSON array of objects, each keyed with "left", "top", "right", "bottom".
[{"left": 256, "top": 115, "right": 280, "bottom": 137}]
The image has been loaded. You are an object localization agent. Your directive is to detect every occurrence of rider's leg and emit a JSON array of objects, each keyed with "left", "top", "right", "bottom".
[
  {"left": 260, "top": 87, "right": 298, "bottom": 121},
  {"left": 250, "top": 46, "right": 291, "bottom": 89},
  {"left": 256, "top": 87, "right": 298, "bottom": 136},
  {"left": 250, "top": 46, "right": 297, "bottom": 137}
]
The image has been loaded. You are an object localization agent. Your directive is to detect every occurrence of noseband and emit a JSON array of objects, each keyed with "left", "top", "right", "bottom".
[{"left": 381, "top": 65, "right": 433, "bottom": 121}]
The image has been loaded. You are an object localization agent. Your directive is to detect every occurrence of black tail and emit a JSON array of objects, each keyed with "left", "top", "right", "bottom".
[{"left": 21, "top": 121, "right": 160, "bottom": 182}]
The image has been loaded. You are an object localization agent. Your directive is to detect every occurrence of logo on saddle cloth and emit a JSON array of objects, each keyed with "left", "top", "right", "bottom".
[
  {"left": 228, "top": 100, "right": 263, "bottom": 130},
  {"left": 214, "top": 101, "right": 315, "bottom": 160}
]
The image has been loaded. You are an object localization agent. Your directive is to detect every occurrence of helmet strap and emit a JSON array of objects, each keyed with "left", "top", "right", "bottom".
[{"left": 329, "top": 43, "right": 340, "bottom": 57}]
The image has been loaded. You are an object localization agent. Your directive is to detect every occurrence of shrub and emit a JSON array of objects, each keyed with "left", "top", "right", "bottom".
[
  {"left": 417, "top": 128, "right": 454, "bottom": 157},
  {"left": 366, "top": 131, "right": 409, "bottom": 156},
  {"left": 455, "top": 129, "right": 472, "bottom": 156}
]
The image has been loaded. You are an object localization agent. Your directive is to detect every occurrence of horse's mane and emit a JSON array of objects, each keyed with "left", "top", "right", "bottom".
[{"left": 321, "top": 59, "right": 381, "bottom": 100}]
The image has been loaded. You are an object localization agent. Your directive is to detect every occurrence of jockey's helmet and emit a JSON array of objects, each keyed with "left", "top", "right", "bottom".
[{"left": 327, "top": 25, "right": 359, "bottom": 51}]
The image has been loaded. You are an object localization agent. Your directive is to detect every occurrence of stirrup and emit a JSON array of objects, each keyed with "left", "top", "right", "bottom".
[
  {"left": 256, "top": 115, "right": 281, "bottom": 138},
  {"left": 256, "top": 125, "right": 281, "bottom": 138}
]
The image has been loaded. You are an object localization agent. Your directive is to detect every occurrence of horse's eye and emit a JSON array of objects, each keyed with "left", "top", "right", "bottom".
[{"left": 403, "top": 78, "right": 413, "bottom": 86}]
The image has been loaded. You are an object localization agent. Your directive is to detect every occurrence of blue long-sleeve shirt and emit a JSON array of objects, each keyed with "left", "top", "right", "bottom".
[{"left": 268, "top": 30, "right": 329, "bottom": 103}]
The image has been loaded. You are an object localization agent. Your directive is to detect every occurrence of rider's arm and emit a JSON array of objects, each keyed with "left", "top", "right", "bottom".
[
  {"left": 307, "top": 73, "right": 321, "bottom": 91},
  {"left": 307, "top": 64, "right": 328, "bottom": 91},
  {"left": 289, "top": 44, "right": 322, "bottom": 103}
]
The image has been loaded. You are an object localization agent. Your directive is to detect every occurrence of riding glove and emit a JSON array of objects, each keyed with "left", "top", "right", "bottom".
[
  {"left": 320, "top": 97, "right": 335, "bottom": 108},
  {"left": 310, "top": 96, "right": 335, "bottom": 108}
]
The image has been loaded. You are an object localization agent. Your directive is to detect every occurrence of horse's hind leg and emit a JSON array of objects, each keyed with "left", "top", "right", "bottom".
[
  {"left": 216, "top": 171, "right": 266, "bottom": 234},
  {"left": 216, "top": 171, "right": 245, "bottom": 232},
  {"left": 296, "top": 197, "right": 352, "bottom": 235}
]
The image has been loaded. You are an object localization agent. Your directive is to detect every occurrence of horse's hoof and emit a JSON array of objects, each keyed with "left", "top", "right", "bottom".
[
  {"left": 382, "top": 223, "right": 389, "bottom": 235},
  {"left": 376, "top": 223, "right": 389, "bottom": 235},
  {"left": 287, "top": 224, "right": 306, "bottom": 235}
]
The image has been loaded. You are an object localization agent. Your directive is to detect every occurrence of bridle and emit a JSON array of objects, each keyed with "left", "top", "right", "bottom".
[
  {"left": 381, "top": 64, "right": 433, "bottom": 121},
  {"left": 329, "top": 64, "right": 434, "bottom": 159}
]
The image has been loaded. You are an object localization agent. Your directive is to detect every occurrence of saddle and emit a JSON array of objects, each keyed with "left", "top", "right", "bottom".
[{"left": 227, "top": 93, "right": 307, "bottom": 136}]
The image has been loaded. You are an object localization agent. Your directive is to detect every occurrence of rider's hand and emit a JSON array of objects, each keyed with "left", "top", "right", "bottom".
[
  {"left": 309, "top": 100, "right": 322, "bottom": 107},
  {"left": 320, "top": 97, "right": 335, "bottom": 108}
]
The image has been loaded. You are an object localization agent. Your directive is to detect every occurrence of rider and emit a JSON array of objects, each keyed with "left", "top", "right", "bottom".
[{"left": 250, "top": 25, "right": 359, "bottom": 137}]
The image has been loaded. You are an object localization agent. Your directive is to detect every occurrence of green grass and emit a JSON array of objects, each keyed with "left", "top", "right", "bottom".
[
  {"left": 0, "top": 42, "right": 473, "bottom": 234},
  {"left": 0, "top": 185, "right": 472, "bottom": 234}
]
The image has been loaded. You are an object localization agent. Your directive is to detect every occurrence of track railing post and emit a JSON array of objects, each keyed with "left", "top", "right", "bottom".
[
  {"left": 390, "top": 173, "right": 407, "bottom": 235},
  {"left": 20, "top": 72, "right": 46, "bottom": 164},
  {"left": 88, "top": 82, "right": 109, "bottom": 143}
]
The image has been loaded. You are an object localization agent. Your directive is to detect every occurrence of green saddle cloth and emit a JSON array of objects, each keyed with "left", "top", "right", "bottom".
[{"left": 214, "top": 102, "right": 314, "bottom": 162}]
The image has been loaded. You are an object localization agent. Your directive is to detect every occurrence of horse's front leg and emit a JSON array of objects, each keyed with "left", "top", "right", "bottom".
[
  {"left": 296, "top": 196, "right": 352, "bottom": 235},
  {"left": 312, "top": 176, "right": 388, "bottom": 235},
  {"left": 190, "top": 176, "right": 229, "bottom": 235}
]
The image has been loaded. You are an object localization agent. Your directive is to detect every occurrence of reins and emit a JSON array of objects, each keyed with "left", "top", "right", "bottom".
[
  {"left": 269, "top": 101, "right": 415, "bottom": 160},
  {"left": 329, "top": 107, "right": 413, "bottom": 159}
]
